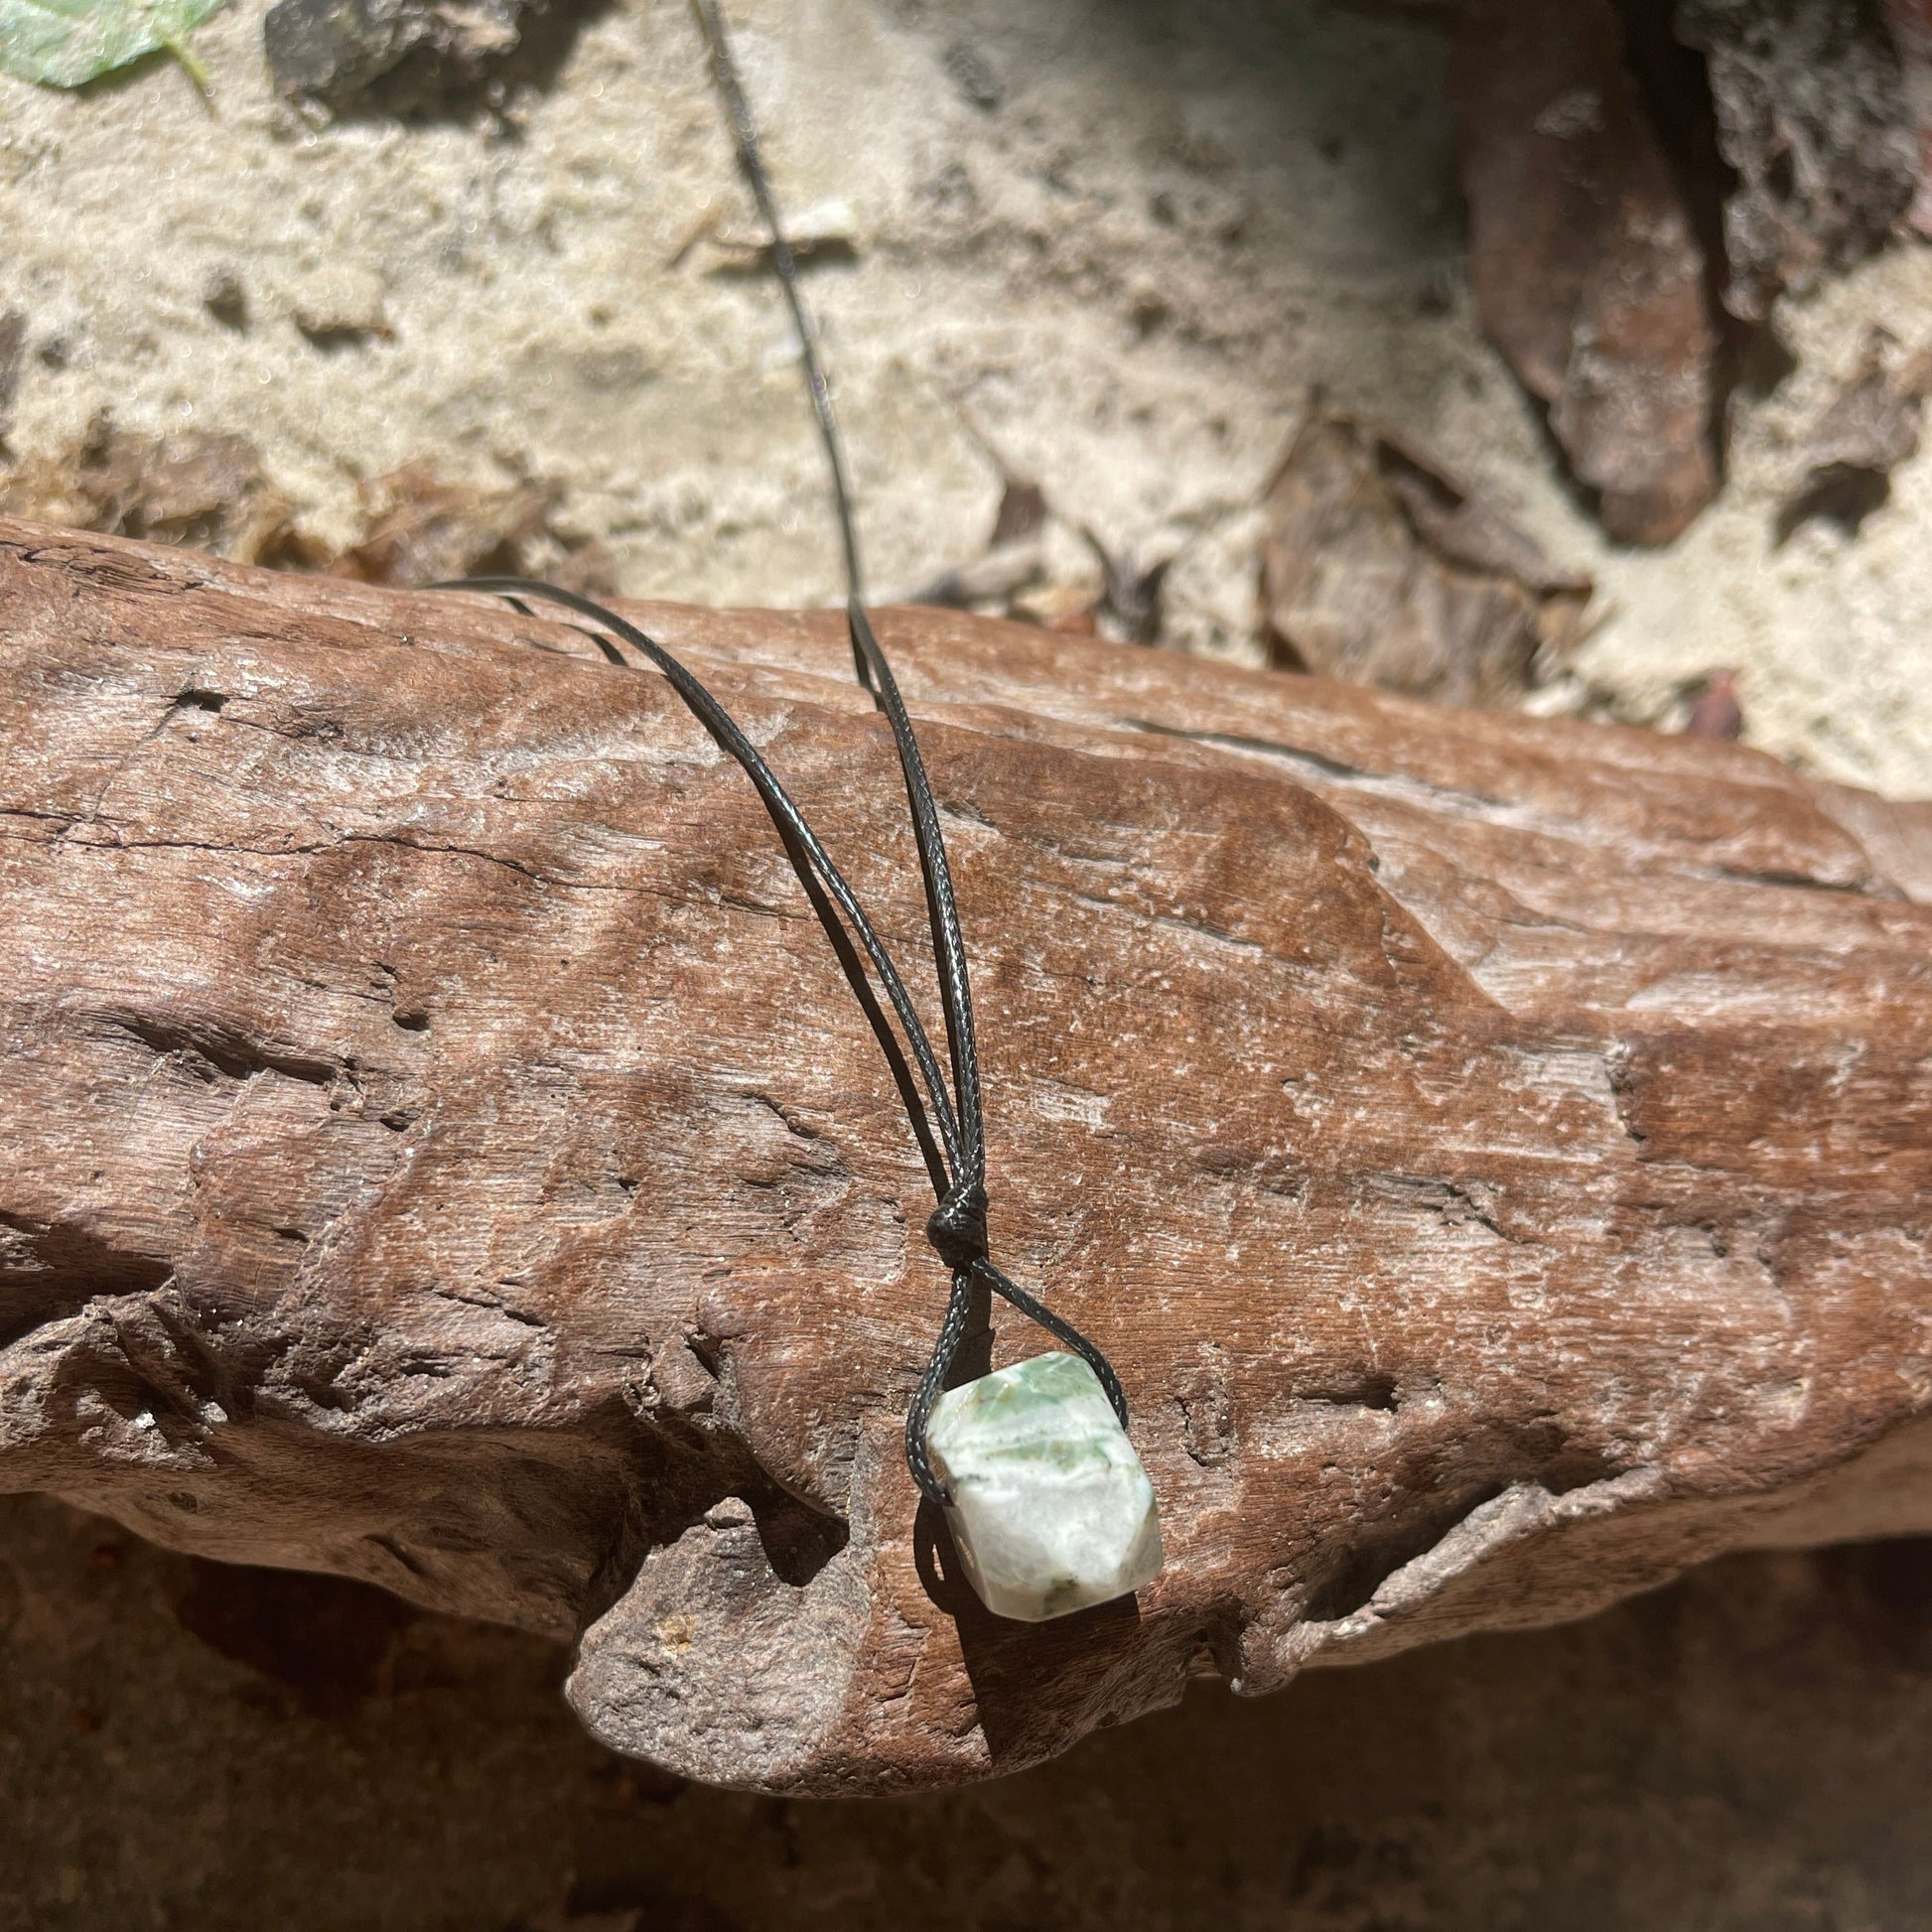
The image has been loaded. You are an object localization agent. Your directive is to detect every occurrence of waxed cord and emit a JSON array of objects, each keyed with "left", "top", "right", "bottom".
[
  {"left": 433, "top": 3, "right": 1128, "bottom": 1506},
  {"left": 690, "top": 0, "right": 865, "bottom": 604}
]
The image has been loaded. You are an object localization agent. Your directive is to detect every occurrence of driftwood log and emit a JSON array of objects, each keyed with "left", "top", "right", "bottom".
[{"left": 3, "top": 519, "right": 1929, "bottom": 1793}]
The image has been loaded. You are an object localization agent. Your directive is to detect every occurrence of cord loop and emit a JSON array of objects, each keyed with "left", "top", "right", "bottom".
[{"left": 440, "top": 1, "right": 1129, "bottom": 1523}]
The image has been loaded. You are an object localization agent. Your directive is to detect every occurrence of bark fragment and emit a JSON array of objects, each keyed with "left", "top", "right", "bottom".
[
  {"left": 1260, "top": 408, "right": 1591, "bottom": 705},
  {"left": 1454, "top": 0, "right": 1722, "bottom": 545},
  {"left": 1886, "top": 0, "right": 1932, "bottom": 234}
]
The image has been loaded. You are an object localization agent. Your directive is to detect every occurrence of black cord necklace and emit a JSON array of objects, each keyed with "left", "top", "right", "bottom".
[
  {"left": 437, "top": 1, "right": 1159, "bottom": 1618},
  {"left": 441, "top": 577, "right": 1129, "bottom": 1507}
]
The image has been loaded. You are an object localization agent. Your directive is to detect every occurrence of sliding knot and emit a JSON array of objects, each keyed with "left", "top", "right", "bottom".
[{"left": 925, "top": 1180, "right": 988, "bottom": 1273}]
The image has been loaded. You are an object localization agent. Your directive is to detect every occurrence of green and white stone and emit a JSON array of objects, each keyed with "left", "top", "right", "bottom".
[{"left": 923, "top": 1351, "right": 1163, "bottom": 1622}]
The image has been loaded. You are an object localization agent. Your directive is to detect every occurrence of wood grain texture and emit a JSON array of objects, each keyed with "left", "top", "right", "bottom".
[{"left": 2, "top": 517, "right": 1929, "bottom": 1792}]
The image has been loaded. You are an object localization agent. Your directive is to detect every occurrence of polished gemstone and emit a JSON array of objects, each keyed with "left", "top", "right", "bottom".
[{"left": 924, "top": 1351, "right": 1163, "bottom": 1622}]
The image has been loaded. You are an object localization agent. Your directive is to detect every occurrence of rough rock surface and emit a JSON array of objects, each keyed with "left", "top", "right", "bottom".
[
  {"left": 1679, "top": 0, "right": 1921, "bottom": 321},
  {"left": 2, "top": 521, "right": 1930, "bottom": 1792},
  {"left": 7, "top": 1491, "right": 1932, "bottom": 1930},
  {"left": 262, "top": 0, "right": 555, "bottom": 106}
]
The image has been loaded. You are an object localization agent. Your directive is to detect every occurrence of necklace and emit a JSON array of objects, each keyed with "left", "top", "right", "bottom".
[{"left": 433, "top": 1, "right": 1163, "bottom": 1623}]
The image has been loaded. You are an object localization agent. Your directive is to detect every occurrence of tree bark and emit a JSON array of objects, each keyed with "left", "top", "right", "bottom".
[{"left": 3, "top": 518, "right": 1929, "bottom": 1793}]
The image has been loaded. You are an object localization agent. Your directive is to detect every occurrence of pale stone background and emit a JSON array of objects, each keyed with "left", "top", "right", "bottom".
[{"left": 2, "top": 0, "right": 1929, "bottom": 790}]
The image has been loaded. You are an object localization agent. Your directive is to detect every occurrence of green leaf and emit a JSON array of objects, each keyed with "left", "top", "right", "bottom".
[{"left": 0, "top": 0, "right": 228, "bottom": 86}]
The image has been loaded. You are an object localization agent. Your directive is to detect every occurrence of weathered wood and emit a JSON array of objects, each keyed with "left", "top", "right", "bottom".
[{"left": 2, "top": 518, "right": 1929, "bottom": 1793}]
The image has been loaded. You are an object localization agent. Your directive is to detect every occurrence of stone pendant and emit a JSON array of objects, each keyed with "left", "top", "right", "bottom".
[{"left": 923, "top": 1351, "right": 1164, "bottom": 1622}]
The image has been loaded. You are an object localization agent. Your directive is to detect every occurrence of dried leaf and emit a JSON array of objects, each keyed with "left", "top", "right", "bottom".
[
  {"left": 534, "top": 536, "right": 618, "bottom": 601},
  {"left": 1372, "top": 427, "right": 1591, "bottom": 595},
  {"left": 910, "top": 482, "right": 1165, "bottom": 642},
  {"left": 0, "top": 416, "right": 293, "bottom": 563},
  {"left": 1452, "top": 0, "right": 1719, "bottom": 545},
  {"left": 0, "top": 0, "right": 228, "bottom": 86},
  {"left": 0, "top": 425, "right": 610, "bottom": 591},
  {"left": 1260, "top": 407, "right": 1592, "bottom": 708},
  {"left": 331, "top": 463, "right": 558, "bottom": 588}
]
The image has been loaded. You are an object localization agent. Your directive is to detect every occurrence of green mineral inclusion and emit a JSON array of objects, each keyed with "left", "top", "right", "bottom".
[
  {"left": 942, "top": 1352, "right": 1117, "bottom": 1467},
  {"left": 924, "top": 1351, "right": 1164, "bottom": 1622}
]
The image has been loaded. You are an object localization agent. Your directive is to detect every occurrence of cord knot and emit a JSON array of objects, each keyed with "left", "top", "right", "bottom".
[{"left": 925, "top": 1180, "right": 988, "bottom": 1274}]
